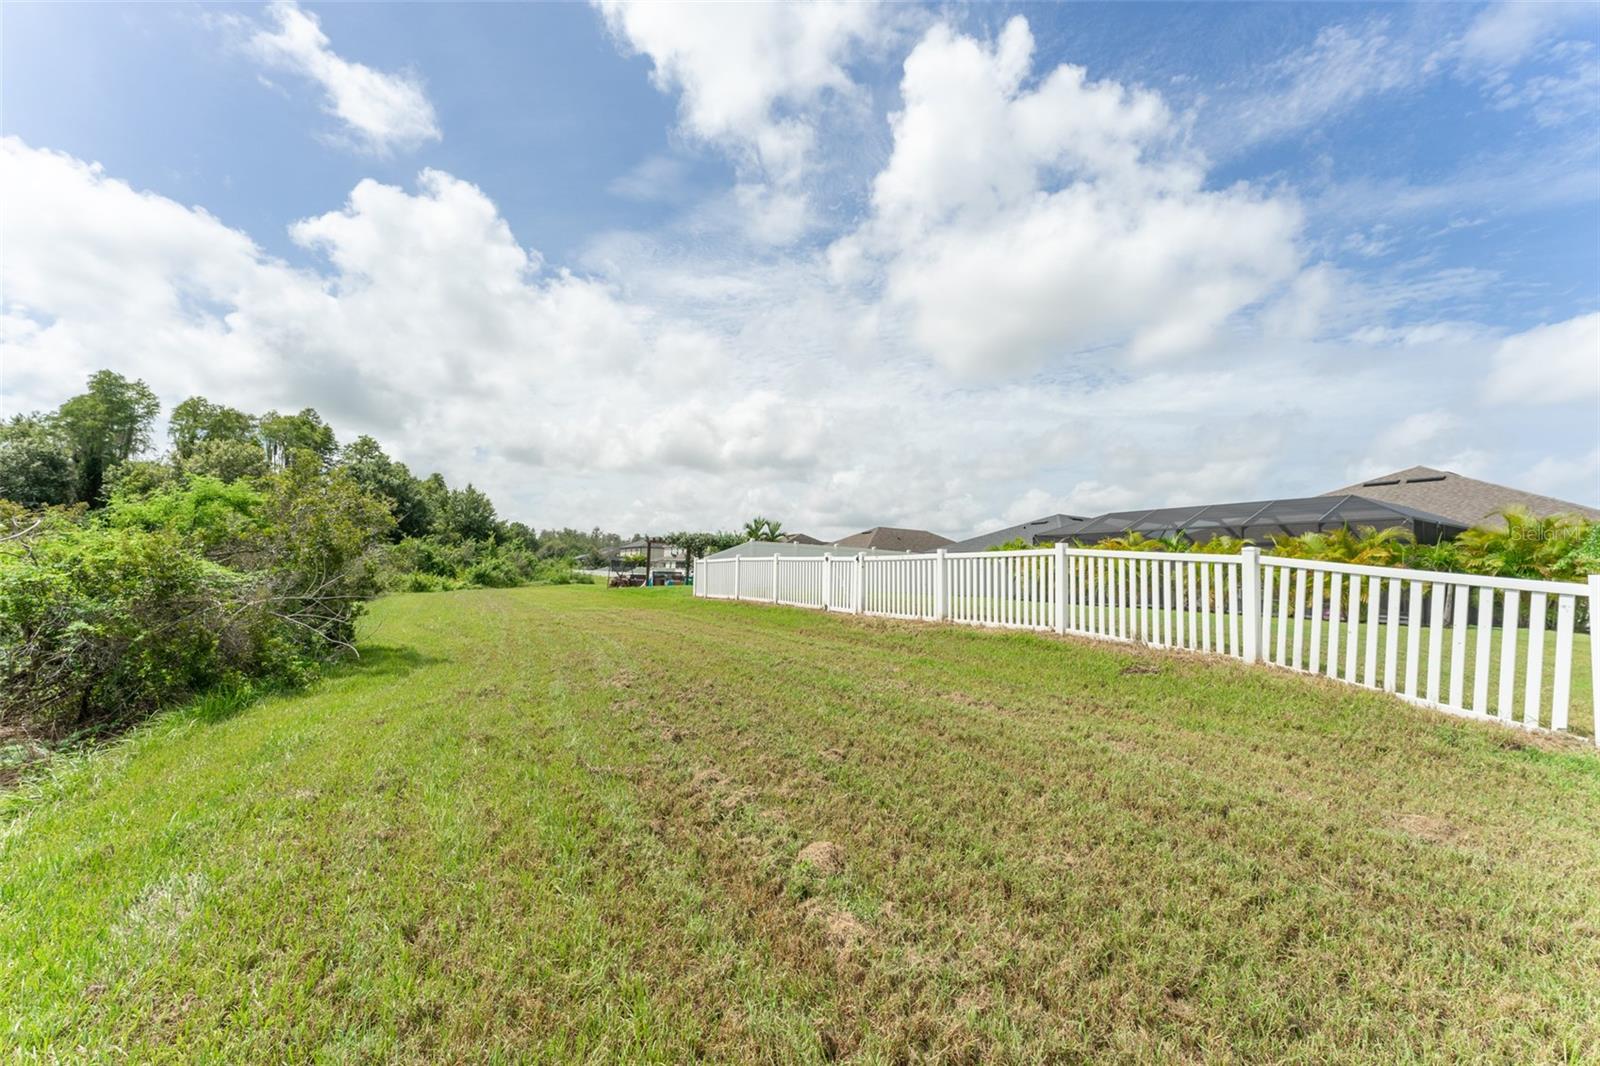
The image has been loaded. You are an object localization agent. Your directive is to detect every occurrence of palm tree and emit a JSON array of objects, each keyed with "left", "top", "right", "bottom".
[
  {"left": 1191, "top": 535, "right": 1247, "bottom": 555},
  {"left": 1454, "top": 508, "right": 1587, "bottom": 581},
  {"left": 741, "top": 516, "right": 784, "bottom": 541},
  {"left": 1093, "top": 531, "right": 1169, "bottom": 552}
]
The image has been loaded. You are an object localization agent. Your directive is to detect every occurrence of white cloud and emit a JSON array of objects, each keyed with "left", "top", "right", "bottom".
[
  {"left": 594, "top": 0, "right": 882, "bottom": 240},
  {"left": 831, "top": 17, "right": 1303, "bottom": 374},
  {"left": 1457, "top": 2, "right": 1593, "bottom": 68},
  {"left": 2, "top": 125, "right": 1592, "bottom": 541},
  {"left": 607, "top": 154, "right": 692, "bottom": 203},
  {"left": 1210, "top": 5, "right": 1599, "bottom": 155},
  {"left": 1521, "top": 448, "right": 1600, "bottom": 503},
  {"left": 247, "top": 0, "right": 440, "bottom": 154},
  {"left": 1484, "top": 312, "right": 1600, "bottom": 405},
  {"left": 1227, "top": 18, "right": 1431, "bottom": 149}
]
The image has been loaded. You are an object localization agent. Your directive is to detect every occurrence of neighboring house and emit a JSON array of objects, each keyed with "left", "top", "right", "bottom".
[
  {"left": 1040, "top": 495, "right": 1466, "bottom": 545},
  {"left": 609, "top": 539, "right": 688, "bottom": 575},
  {"left": 1321, "top": 466, "right": 1600, "bottom": 528},
  {"left": 947, "top": 513, "right": 1089, "bottom": 552},
  {"left": 776, "top": 532, "right": 826, "bottom": 545},
  {"left": 832, "top": 526, "right": 954, "bottom": 552},
  {"left": 699, "top": 540, "right": 906, "bottom": 562}
]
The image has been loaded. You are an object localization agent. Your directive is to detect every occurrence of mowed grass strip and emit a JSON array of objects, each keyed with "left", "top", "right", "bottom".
[{"left": 2, "top": 584, "right": 1598, "bottom": 1063}]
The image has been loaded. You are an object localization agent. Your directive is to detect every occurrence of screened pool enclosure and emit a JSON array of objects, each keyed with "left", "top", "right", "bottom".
[{"left": 1031, "top": 494, "right": 1468, "bottom": 546}]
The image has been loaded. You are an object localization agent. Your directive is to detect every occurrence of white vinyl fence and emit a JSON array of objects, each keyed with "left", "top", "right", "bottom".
[{"left": 695, "top": 547, "right": 1600, "bottom": 743}]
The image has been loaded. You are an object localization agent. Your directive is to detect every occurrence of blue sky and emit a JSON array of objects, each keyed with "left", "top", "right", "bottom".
[{"left": 3, "top": 1, "right": 1597, "bottom": 537}]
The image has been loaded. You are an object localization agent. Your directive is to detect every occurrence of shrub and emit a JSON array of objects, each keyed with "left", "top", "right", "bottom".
[
  {"left": 106, "top": 476, "right": 267, "bottom": 556},
  {"left": 0, "top": 461, "right": 393, "bottom": 738},
  {"left": 0, "top": 524, "right": 289, "bottom": 735}
]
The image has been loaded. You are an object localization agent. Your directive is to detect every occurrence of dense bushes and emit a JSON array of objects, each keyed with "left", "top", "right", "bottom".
[
  {"left": 379, "top": 536, "right": 585, "bottom": 592},
  {"left": 0, "top": 464, "right": 392, "bottom": 737}
]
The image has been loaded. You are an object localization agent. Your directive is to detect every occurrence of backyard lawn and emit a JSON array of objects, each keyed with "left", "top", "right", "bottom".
[{"left": 4, "top": 584, "right": 1599, "bottom": 1062}]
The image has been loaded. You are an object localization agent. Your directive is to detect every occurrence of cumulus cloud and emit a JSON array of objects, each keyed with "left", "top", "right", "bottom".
[
  {"left": 1483, "top": 312, "right": 1600, "bottom": 405},
  {"left": 0, "top": 137, "right": 728, "bottom": 512},
  {"left": 2, "top": 113, "right": 1591, "bottom": 537},
  {"left": 248, "top": 0, "right": 440, "bottom": 154},
  {"left": 594, "top": 0, "right": 881, "bottom": 241},
  {"left": 831, "top": 17, "right": 1302, "bottom": 374}
]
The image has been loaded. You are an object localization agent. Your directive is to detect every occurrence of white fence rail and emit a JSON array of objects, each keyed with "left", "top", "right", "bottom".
[{"left": 695, "top": 547, "right": 1600, "bottom": 743}]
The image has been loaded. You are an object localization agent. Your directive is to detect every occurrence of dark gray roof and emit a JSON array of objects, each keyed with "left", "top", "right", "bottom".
[
  {"left": 700, "top": 540, "right": 905, "bottom": 561},
  {"left": 948, "top": 513, "right": 1089, "bottom": 552},
  {"left": 832, "top": 526, "right": 954, "bottom": 552},
  {"left": 1039, "top": 495, "right": 1468, "bottom": 545},
  {"left": 1322, "top": 466, "right": 1600, "bottom": 528}
]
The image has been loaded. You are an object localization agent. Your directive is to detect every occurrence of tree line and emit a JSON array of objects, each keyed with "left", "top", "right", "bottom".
[{"left": 0, "top": 370, "right": 632, "bottom": 740}]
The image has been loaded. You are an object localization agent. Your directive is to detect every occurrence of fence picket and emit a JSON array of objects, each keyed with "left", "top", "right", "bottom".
[
  {"left": 1552, "top": 594, "right": 1575, "bottom": 732},
  {"left": 697, "top": 548, "right": 1593, "bottom": 741},
  {"left": 1449, "top": 588, "right": 1470, "bottom": 709},
  {"left": 1404, "top": 581, "right": 1423, "bottom": 699},
  {"left": 1426, "top": 584, "right": 1445, "bottom": 705},
  {"left": 1524, "top": 593, "right": 1547, "bottom": 728},
  {"left": 1309, "top": 570, "right": 1326, "bottom": 674}
]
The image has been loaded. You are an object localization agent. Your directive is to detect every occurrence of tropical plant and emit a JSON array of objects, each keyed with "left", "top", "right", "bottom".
[
  {"left": 1452, "top": 508, "right": 1590, "bottom": 581},
  {"left": 1190, "top": 535, "right": 1248, "bottom": 555},
  {"left": 1089, "top": 531, "right": 1173, "bottom": 552},
  {"left": 741, "top": 516, "right": 783, "bottom": 541},
  {"left": 1268, "top": 525, "right": 1411, "bottom": 567}
]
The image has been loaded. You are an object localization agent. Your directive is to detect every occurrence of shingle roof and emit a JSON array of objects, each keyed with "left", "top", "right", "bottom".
[
  {"left": 700, "top": 540, "right": 905, "bottom": 561},
  {"left": 947, "top": 513, "right": 1089, "bottom": 552},
  {"left": 1321, "top": 466, "right": 1600, "bottom": 528},
  {"left": 831, "top": 526, "right": 954, "bottom": 552}
]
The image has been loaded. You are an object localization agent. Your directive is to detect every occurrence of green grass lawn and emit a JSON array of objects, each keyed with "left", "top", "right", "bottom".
[{"left": 4, "top": 585, "right": 1599, "bottom": 1062}]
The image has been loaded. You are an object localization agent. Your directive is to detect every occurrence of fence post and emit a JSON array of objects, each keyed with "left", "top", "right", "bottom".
[
  {"left": 1054, "top": 542, "right": 1068, "bottom": 634},
  {"left": 822, "top": 554, "right": 832, "bottom": 611},
  {"left": 1240, "top": 546, "right": 1261, "bottom": 663},
  {"left": 771, "top": 555, "right": 780, "bottom": 604},
  {"left": 733, "top": 555, "right": 742, "bottom": 601},
  {"left": 934, "top": 549, "right": 947, "bottom": 621},
  {"left": 1590, "top": 575, "right": 1600, "bottom": 747},
  {"left": 854, "top": 553, "right": 864, "bottom": 615}
]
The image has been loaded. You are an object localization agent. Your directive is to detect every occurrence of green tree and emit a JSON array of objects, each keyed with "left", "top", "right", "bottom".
[
  {"left": 168, "top": 397, "right": 258, "bottom": 459},
  {"left": 259, "top": 408, "right": 337, "bottom": 469},
  {"left": 663, "top": 530, "right": 743, "bottom": 571},
  {"left": 338, "top": 436, "right": 432, "bottom": 539},
  {"left": 52, "top": 370, "right": 160, "bottom": 505},
  {"left": 0, "top": 415, "right": 77, "bottom": 506},
  {"left": 418, "top": 473, "right": 452, "bottom": 534},
  {"left": 257, "top": 456, "right": 396, "bottom": 651},
  {"left": 183, "top": 438, "right": 270, "bottom": 483},
  {"left": 441, "top": 484, "right": 497, "bottom": 542}
]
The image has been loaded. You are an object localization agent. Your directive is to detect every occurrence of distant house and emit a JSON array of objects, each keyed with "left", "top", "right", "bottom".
[
  {"left": 608, "top": 539, "right": 687, "bottom": 578},
  {"left": 948, "top": 464, "right": 1598, "bottom": 552},
  {"left": 832, "top": 526, "right": 954, "bottom": 552},
  {"left": 699, "top": 540, "right": 905, "bottom": 562},
  {"left": 1321, "top": 466, "right": 1600, "bottom": 528},
  {"left": 947, "top": 513, "right": 1088, "bottom": 552},
  {"left": 776, "top": 532, "right": 826, "bottom": 545}
]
